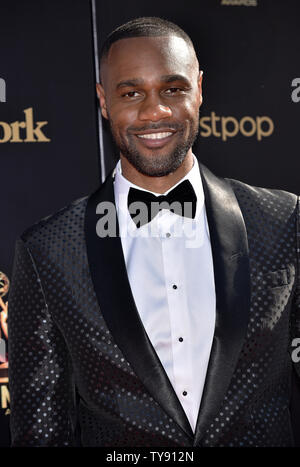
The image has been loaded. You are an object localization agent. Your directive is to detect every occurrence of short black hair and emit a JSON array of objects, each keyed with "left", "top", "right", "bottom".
[{"left": 100, "top": 16, "right": 195, "bottom": 67}]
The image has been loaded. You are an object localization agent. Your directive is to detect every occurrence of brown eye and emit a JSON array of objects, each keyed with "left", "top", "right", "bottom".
[
  {"left": 123, "top": 91, "right": 139, "bottom": 98},
  {"left": 165, "top": 87, "right": 182, "bottom": 94}
]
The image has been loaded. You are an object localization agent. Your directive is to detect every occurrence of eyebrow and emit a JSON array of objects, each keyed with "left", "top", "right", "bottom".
[
  {"left": 116, "top": 78, "right": 144, "bottom": 89},
  {"left": 116, "top": 74, "right": 191, "bottom": 89},
  {"left": 161, "top": 74, "right": 191, "bottom": 86}
]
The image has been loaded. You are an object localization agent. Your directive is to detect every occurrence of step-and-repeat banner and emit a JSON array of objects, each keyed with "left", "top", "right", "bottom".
[
  {"left": 1, "top": 0, "right": 299, "bottom": 446},
  {"left": 0, "top": 0, "right": 100, "bottom": 445}
]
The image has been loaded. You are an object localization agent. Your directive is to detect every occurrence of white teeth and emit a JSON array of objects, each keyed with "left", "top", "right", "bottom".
[{"left": 137, "top": 132, "right": 172, "bottom": 140}]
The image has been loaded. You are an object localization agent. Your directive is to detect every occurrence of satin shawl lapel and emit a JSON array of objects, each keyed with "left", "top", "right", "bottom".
[
  {"left": 193, "top": 164, "right": 251, "bottom": 445},
  {"left": 84, "top": 171, "right": 194, "bottom": 441}
]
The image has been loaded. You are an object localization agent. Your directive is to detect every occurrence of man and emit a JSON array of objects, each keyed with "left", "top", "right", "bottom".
[{"left": 8, "top": 17, "right": 300, "bottom": 447}]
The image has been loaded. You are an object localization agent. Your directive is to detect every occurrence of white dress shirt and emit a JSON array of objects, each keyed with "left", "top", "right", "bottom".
[{"left": 113, "top": 155, "right": 216, "bottom": 432}]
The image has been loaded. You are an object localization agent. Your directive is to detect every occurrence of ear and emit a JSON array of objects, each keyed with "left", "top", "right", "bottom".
[
  {"left": 198, "top": 70, "right": 203, "bottom": 107},
  {"left": 96, "top": 83, "right": 108, "bottom": 120}
]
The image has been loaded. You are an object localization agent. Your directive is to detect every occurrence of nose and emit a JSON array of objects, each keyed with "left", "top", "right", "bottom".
[{"left": 138, "top": 94, "right": 172, "bottom": 122}]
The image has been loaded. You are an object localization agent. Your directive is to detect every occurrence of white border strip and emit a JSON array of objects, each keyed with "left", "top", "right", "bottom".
[{"left": 91, "top": 0, "right": 106, "bottom": 182}]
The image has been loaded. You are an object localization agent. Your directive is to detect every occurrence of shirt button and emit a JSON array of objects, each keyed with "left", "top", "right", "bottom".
[
  {"left": 182, "top": 391, "right": 187, "bottom": 396},
  {"left": 178, "top": 337, "right": 183, "bottom": 342},
  {"left": 172, "top": 284, "right": 177, "bottom": 290}
]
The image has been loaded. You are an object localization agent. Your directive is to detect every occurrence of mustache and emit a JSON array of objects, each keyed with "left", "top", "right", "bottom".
[{"left": 127, "top": 122, "right": 184, "bottom": 132}]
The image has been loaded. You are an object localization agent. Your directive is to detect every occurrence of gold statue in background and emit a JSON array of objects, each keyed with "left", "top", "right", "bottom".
[{"left": 0, "top": 271, "right": 9, "bottom": 383}]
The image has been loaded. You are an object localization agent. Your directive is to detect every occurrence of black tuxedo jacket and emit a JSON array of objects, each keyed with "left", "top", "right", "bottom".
[{"left": 8, "top": 163, "right": 300, "bottom": 447}]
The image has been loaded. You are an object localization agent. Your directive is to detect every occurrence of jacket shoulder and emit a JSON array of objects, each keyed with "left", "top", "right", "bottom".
[
  {"left": 20, "top": 195, "right": 89, "bottom": 248},
  {"left": 227, "top": 177, "right": 298, "bottom": 223}
]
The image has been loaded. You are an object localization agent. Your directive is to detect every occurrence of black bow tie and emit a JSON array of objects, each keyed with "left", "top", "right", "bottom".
[{"left": 127, "top": 179, "right": 197, "bottom": 228}]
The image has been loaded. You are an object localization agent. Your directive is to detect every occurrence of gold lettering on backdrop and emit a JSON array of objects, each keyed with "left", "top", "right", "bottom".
[
  {"left": 10, "top": 121, "right": 26, "bottom": 143},
  {"left": 211, "top": 112, "right": 221, "bottom": 137},
  {"left": 221, "top": 116, "right": 239, "bottom": 140},
  {"left": 23, "top": 107, "right": 50, "bottom": 142},
  {"left": 1, "top": 386, "right": 10, "bottom": 410},
  {"left": 239, "top": 116, "right": 257, "bottom": 137},
  {"left": 199, "top": 113, "right": 274, "bottom": 141},
  {"left": 0, "top": 107, "right": 51, "bottom": 143},
  {"left": 0, "top": 272, "right": 9, "bottom": 384},
  {"left": 0, "top": 122, "right": 11, "bottom": 143}
]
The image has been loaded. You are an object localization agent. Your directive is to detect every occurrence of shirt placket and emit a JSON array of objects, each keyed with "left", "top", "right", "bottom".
[{"left": 159, "top": 211, "right": 195, "bottom": 428}]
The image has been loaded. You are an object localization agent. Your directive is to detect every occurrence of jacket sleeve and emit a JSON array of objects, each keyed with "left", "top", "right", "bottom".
[
  {"left": 8, "top": 238, "right": 77, "bottom": 446},
  {"left": 291, "top": 196, "right": 300, "bottom": 379}
]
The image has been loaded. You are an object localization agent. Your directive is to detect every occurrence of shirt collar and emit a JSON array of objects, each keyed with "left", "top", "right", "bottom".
[{"left": 114, "top": 154, "right": 204, "bottom": 219}]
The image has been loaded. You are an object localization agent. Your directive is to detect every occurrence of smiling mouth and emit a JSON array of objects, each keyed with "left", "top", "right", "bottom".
[
  {"left": 134, "top": 130, "right": 177, "bottom": 148},
  {"left": 137, "top": 131, "right": 173, "bottom": 140}
]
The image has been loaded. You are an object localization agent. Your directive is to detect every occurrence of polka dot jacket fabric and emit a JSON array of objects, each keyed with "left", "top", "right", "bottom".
[
  {"left": 8, "top": 175, "right": 300, "bottom": 447},
  {"left": 202, "top": 179, "right": 300, "bottom": 447}
]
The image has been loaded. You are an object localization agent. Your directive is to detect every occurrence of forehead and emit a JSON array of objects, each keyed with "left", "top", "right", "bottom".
[{"left": 101, "top": 35, "right": 197, "bottom": 86}]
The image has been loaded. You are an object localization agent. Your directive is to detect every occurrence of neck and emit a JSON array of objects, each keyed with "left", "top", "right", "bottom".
[{"left": 120, "top": 150, "right": 194, "bottom": 194}]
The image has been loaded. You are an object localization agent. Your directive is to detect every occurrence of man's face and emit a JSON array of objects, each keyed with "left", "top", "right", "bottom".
[{"left": 97, "top": 35, "right": 202, "bottom": 177}]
